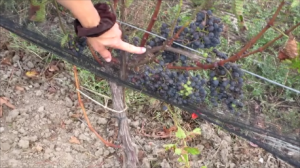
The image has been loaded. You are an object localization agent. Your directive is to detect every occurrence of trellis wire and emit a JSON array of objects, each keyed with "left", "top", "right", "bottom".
[{"left": 117, "top": 20, "right": 300, "bottom": 95}]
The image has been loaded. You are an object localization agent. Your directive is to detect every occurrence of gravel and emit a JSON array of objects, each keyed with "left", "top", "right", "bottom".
[
  {"left": 1, "top": 142, "right": 11, "bottom": 151},
  {"left": 18, "top": 139, "right": 30, "bottom": 149},
  {"left": 26, "top": 61, "right": 34, "bottom": 69}
]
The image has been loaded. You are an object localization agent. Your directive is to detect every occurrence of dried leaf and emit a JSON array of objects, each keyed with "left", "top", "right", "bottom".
[
  {"left": 48, "top": 64, "right": 59, "bottom": 72},
  {"left": 69, "top": 136, "right": 80, "bottom": 144},
  {"left": 26, "top": 70, "right": 39, "bottom": 78},
  {"left": 283, "top": 34, "right": 298, "bottom": 59},
  {"left": 29, "top": 4, "right": 40, "bottom": 21},
  {"left": 0, "top": 57, "right": 12, "bottom": 65},
  {"left": 0, "top": 97, "right": 15, "bottom": 109},
  {"left": 163, "top": 126, "right": 178, "bottom": 135},
  {"left": 15, "top": 86, "right": 25, "bottom": 92},
  {"left": 71, "top": 113, "right": 81, "bottom": 119},
  {"left": 0, "top": 97, "right": 15, "bottom": 117},
  {"left": 47, "top": 87, "right": 57, "bottom": 93},
  {"left": 28, "top": 0, "right": 47, "bottom": 22}
]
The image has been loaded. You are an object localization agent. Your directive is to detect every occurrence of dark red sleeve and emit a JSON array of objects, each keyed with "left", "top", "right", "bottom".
[{"left": 74, "top": 3, "right": 117, "bottom": 38}]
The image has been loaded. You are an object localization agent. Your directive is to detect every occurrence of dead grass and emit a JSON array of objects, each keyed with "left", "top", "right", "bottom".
[{"left": 123, "top": 0, "right": 157, "bottom": 29}]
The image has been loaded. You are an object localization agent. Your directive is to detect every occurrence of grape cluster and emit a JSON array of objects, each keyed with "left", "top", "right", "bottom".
[
  {"left": 146, "top": 10, "right": 223, "bottom": 63},
  {"left": 68, "top": 36, "right": 87, "bottom": 56},
  {"left": 207, "top": 62, "right": 244, "bottom": 112},
  {"left": 128, "top": 60, "right": 207, "bottom": 105}
]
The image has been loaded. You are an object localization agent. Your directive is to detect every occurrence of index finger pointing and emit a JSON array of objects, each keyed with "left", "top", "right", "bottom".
[{"left": 114, "top": 40, "right": 146, "bottom": 54}]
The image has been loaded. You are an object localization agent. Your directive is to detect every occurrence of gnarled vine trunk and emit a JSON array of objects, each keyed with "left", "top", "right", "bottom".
[{"left": 109, "top": 81, "right": 138, "bottom": 168}]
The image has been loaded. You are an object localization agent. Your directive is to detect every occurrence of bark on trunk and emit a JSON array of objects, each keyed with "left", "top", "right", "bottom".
[{"left": 109, "top": 81, "right": 138, "bottom": 168}]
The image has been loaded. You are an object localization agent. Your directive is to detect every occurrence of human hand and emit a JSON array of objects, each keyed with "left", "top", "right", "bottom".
[{"left": 87, "top": 23, "right": 146, "bottom": 62}]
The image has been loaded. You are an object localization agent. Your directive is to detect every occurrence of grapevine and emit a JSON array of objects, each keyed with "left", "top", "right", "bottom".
[{"left": 127, "top": 10, "right": 245, "bottom": 112}]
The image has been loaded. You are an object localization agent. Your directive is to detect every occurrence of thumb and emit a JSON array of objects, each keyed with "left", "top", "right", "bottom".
[
  {"left": 115, "top": 40, "right": 147, "bottom": 54},
  {"left": 95, "top": 44, "right": 112, "bottom": 62}
]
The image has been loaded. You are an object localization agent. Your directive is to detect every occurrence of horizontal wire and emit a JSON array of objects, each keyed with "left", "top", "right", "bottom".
[
  {"left": 117, "top": 20, "right": 300, "bottom": 94},
  {"left": 242, "top": 69, "right": 300, "bottom": 94}
]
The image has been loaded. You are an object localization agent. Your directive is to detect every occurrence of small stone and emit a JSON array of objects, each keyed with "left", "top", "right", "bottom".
[
  {"left": 33, "top": 83, "right": 40, "bottom": 88},
  {"left": 65, "top": 97, "right": 73, "bottom": 107},
  {"left": 131, "top": 120, "right": 140, "bottom": 128},
  {"left": 27, "top": 61, "right": 34, "bottom": 69},
  {"left": 12, "top": 55, "right": 20, "bottom": 63},
  {"left": 11, "top": 149, "right": 22, "bottom": 156},
  {"left": 60, "top": 89, "right": 66, "bottom": 95},
  {"left": 144, "top": 145, "right": 152, "bottom": 153},
  {"left": 35, "top": 90, "right": 43, "bottom": 97},
  {"left": 1, "top": 142, "right": 11, "bottom": 151},
  {"left": 8, "top": 159, "right": 21, "bottom": 167},
  {"left": 160, "top": 159, "right": 171, "bottom": 168},
  {"left": 224, "top": 136, "right": 232, "bottom": 144},
  {"left": 6, "top": 116, "right": 12, "bottom": 122},
  {"left": 62, "top": 153, "right": 74, "bottom": 167},
  {"left": 29, "top": 135, "right": 38, "bottom": 142},
  {"left": 95, "top": 148, "right": 103, "bottom": 157},
  {"left": 53, "top": 17, "right": 59, "bottom": 23},
  {"left": 36, "top": 145, "right": 43, "bottom": 152},
  {"left": 97, "top": 118, "right": 107, "bottom": 125},
  {"left": 229, "top": 163, "right": 236, "bottom": 168},
  {"left": 0, "top": 127, "right": 4, "bottom": 133},
  {"left": 18, "top": 139, "right": 30, "bottom": 149},
  {"left": 103, "top": 150, "right": 110, "bottom": 157},
  {"left": 78, "top": 134, "right": 90, "bottom": 141},
  {"left": 37, "top": 106, "right": 45, "bottom": 112},
  {"left": 142, "top": 158, "right": 151, "bottom": 168},
  {"left": 64, "top": 119, "right": 73, "bottom": 125},
  {"left": 15, "top": 70, "right": 22, "bottom": 76},
  {"left": 8, "top": 109, "right": 20, "bottom": 118},
  {"left": 220, "top": 148, "right": 228, "bottom": 164}
]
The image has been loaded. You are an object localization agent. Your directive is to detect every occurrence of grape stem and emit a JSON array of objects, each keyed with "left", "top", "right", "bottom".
[
  {"left": 140, "top": 0, "right": 162, "bottom": 47},
  {"left": 129, "top": 45, "right": 206, "bottom": 67}
]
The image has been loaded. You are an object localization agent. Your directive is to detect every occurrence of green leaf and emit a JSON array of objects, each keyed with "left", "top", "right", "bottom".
[
  {"left": 176, "top": 127, "right": 186, "bottom": 139},
  {"left": 175, "top": 148, "right": 182, "bottom": 155},
  {"left": 201, "top": 166, "right": 207, "bottom": 168},
  {"left": 181, "top": 15, "right": 191, "bottom": 24},
  {"left": 291, "top": 0, "right": 300, "bottom": 8},
  {"left": 183, "top": 154, "right": 189, "bottom": 162},
  {"left": 125, "top": 0, "right": 133, "bottom": 7},
  {"left": 164, "top": 144, "right": 176, "bottom": 150},
  {"left": 233, "top": 0, "right": 247, "bottom": 31},
  {"left": 30, "top": 0, "right": 47, "bottom": 22},
  {"left": 60, "top": 34, "right": 69, "bottom": 47},
  {"left": 177, "top": 157, "right": 184, "bottom": 162},
  {"left": 192, "top": 128, "right": 201, "bottom": 134},
  {"left": 184, "top": 147, "right": 200, "bottom": 155}
]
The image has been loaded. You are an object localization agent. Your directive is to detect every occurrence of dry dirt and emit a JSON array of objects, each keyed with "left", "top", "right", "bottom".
[{"left": 0, "top": 32, "right": 294, "bottom": 168}]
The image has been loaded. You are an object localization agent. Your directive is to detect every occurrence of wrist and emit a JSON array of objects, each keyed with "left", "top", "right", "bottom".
[
  {"left": 57, "top": 0, "right": 100, "bottom": 28},
  {"left": 73, "top": 3, "right": 117, "bottom": 38},
  {"left": 72, "top": 8, "right": 100, "bottom": 28}
]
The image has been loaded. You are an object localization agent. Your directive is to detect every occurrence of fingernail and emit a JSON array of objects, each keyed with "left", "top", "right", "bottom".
[
  {"left": 141, "top": 47, "right": 146, "bottom": 53},
  {"left": 105, "top": 57, "right": 111, "bottom": 62}
]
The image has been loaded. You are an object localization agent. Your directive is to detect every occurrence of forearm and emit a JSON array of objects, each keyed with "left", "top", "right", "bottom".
[{"left": 56, "top": 0, "right": 100, "bottom": 28}]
